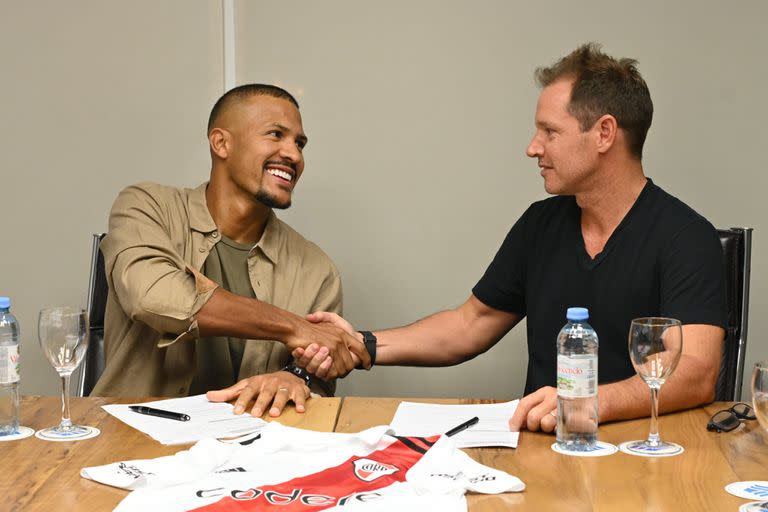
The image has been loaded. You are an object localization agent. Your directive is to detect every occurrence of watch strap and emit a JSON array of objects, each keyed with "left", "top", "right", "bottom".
[
  {"left": 357, "top": 330, "right": 377, "bottom": 370},
  {"left": 281, "top": 362, "right": 311, "bottom": 387}
]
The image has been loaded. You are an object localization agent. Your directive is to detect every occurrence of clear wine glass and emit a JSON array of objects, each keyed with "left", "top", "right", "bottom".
[
  {"left": 37, "top": 307, "right": 97, "bottom": 440},
  {"left": 624, "top": 317, "right": 683, "bottom": 456},
  {"left": 752, "top": 362, "right": 768, "bottom": 431}
]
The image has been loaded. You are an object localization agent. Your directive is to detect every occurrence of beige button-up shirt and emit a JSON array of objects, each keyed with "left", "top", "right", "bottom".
[{"left": 91, "top": 182, "right": 342, "bottom": 397}]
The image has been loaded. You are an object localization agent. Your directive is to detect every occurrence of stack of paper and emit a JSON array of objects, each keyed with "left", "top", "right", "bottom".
[
  {"left": 102, "top": 394, "right": 266, "bottom": 445},
  {"left": 390, "top": 400, "right": 520, "bottom": 448}
]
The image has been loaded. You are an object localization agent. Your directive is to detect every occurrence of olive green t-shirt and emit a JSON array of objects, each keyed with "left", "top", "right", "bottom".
[{"left": 189, "top": 234, "right": 263, "bottom": 394}]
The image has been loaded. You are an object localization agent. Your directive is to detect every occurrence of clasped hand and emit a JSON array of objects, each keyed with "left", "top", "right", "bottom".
[
  {"left": 207, "top": 314, "right": 368, "bottom": 419},
  {"left": 285, "top": 313, "right": 562, "bottom": 435},
  {"left": 291, "top": 312, "right": 363, "bottom": 380},
  {"left": 286, "top": 317, "right": 369, "bottom": 379}
]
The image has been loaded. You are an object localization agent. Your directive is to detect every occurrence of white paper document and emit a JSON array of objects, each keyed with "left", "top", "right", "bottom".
[
  {"left": 390, "top": 400, "right": 520, "bottom": 448},
  {"left": 102, "top": 394, "right": 267, "bottom": 445}
]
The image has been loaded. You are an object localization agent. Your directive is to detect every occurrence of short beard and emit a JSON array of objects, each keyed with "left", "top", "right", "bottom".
[{"left": 255, "top": 189, "right": 291, "bottom": 210}]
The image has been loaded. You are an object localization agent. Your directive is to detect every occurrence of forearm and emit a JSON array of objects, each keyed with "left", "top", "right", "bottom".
[
  {"left": 599, "top": 353, "right": 718, "bottom": 423},
  {"left": 197, "top": 288, "right": 303, "bottom": 343},
  {"left": 196, "top": 288, "right": 368, "bottom": 379},
  {"left": 375, "top": 296, "right": 520, "bottom": 366},
  {"left": 374, "top": 310, "right": 473, "bottom": 366}
]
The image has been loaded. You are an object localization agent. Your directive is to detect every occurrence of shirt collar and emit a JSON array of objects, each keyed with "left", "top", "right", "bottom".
[
  {"left": 187, "top": 181, "right": 281, "bottom": 263},
  {"left": 187, "top": 182, "right": 217, "bottom": 233},
  {"left": 255, "top": 210, "right": 281, "bottom": 264}
]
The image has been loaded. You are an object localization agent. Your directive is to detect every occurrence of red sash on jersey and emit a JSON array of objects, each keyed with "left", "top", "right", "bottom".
[{"left": 192, "top": 435, "right": 439, "bottom": 511}]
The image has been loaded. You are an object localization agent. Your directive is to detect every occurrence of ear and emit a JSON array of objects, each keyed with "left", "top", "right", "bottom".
[
  {"left": 208, "top": 128, "right": 230, "bottom": 159},
  {"left": 594, "top": 114, "right": 618, "bottom": 154}
]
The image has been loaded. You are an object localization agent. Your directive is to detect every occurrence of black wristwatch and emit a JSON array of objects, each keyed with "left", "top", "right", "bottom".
[
  {"left": 356, "top": 330, "right": 377, "bottom": 370},
  {"left": 281, "top": 362, "right": 312, "bottom": 387}
]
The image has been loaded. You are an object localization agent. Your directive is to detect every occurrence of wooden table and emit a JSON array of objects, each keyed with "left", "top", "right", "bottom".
[
  {"left": 1, "top": 397, "right": 765, "bottom": 511},
  {"left": 337, "top": 397, "right": 768, "bottom": 511},
  {"left": 0, "top": 396, "right": 341, "bottom": 511}
]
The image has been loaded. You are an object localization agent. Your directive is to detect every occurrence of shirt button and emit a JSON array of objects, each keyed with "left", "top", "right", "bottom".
[
  {"left": 199, "top": 247, "right": 206, "bottom": 252},
  {"left": 212, "top": 231, "right": 219, "bottom": 238}
]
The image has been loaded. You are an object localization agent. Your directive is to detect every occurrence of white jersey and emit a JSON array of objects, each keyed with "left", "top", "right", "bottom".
[{"left": 82, "top": 423, "right": 524, "bottom": 511}]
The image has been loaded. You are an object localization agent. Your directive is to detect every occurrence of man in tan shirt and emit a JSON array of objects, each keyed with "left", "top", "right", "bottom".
[{"left": 92, "top": 84, "right": 369, "bottom": 417}]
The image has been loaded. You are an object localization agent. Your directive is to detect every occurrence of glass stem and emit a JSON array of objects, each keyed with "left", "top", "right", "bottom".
[
  {"left": 59, "top": 374, "right": 72, "bottom": 430},
  {"left": 647, "top": 385, "right": 661, "bottom": 446}
]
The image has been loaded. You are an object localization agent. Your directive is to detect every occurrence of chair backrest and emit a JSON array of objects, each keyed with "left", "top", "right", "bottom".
[
  {"left": 76, "top": 233, "right": 108, "bottom": 396},
  {"left": 714, "top": 227, "right": 753, "bottom": 401}
]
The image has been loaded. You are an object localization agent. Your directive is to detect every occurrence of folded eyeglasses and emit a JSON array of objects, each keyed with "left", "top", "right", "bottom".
[{"left": 706, "top": 402, "right": 756, "bottom": 432}]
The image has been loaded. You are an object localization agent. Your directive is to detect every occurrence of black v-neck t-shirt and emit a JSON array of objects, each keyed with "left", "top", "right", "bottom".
[{"left": 472, "top": 179, "right": 726, "bottom": 394}]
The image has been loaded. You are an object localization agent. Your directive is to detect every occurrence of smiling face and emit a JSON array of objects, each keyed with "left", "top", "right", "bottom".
[
  {"left": 526, "top": 79, "right": 599, "bottom": 196},
  {"left": 212, "top": 94, "right": 308, "bottom": 209}
]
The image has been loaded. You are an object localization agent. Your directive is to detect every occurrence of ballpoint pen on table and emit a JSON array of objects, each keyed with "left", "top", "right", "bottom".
[
  {"left": 445, "top": 416, "right": 479, "bottom": 437},
  {"left": 129, "top": 405, "right": 190, "bottom": 422}
]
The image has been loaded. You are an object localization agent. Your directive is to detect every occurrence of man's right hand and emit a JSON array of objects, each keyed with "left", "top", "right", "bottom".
[
  {"left": 293, "top": 312, "right": 364, "bottom": 380},
  {"left": 197, "top": 290, "right": 365, "bottom": 379},
  {"left": 287, "top": 317, "right": 369, "bottom": 378}
]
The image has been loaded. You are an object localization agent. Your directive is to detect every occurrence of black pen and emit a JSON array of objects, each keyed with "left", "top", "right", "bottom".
[
  {"left": 129, "top": 405, "right": 191, "bottom": 422},
  {"left": 445, "top": 416, "right": 479, "bottom": 437}
]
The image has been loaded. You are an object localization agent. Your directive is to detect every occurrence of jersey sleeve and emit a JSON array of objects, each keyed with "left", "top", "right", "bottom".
[
  {"left": 658, "top": 217, "right": 727, "bottom": 328},
  {"left": 404, "top": 436, "right": 525, "bottom": 495}
]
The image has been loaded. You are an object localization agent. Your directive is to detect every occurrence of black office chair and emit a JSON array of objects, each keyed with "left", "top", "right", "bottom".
[
  {"left": 76, "top": 233, "right": 108, "bottom": 397},
  {"left": 714, "top": 227, "right": 753, "bottom": 402}
]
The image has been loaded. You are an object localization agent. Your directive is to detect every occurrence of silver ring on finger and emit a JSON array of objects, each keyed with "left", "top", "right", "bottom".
[
  {"left": 549, "top": 410, "right": 557, "bottom": 417},
  {"left": 278, "top": 387, "right": 289, "bottom": 393}
]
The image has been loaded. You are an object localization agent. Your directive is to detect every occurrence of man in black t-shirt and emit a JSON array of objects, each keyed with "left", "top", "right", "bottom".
[
  {"left": 297, "top": 43, "right": 726, "bottom": 433},
  {"left": 472, "top": 177, "right": 725, "bottom": 398}
]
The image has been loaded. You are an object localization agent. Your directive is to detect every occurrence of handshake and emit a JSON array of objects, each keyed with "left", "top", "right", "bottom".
[
  {"left": 206, "top": 311, "right": 372, "bottom": 418},
  {"left": 288, "top": 312, "right": 374, "bottom": 380}
]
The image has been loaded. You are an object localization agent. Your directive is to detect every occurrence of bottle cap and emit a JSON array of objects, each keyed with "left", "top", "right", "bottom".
[
  {"left": 0, "top": 297, "right": 9, "bottom": 309},
  {"left": 566, "top": 307, "right": 589, "bottom": 321}
]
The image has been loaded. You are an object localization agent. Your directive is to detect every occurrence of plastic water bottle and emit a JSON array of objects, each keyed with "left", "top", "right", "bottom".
[
  {"left": 556, "top": 307, "right": 598, "bottom": 450},
  {"left": 0, "top": 297, "right": 21, "bottom": 435}
]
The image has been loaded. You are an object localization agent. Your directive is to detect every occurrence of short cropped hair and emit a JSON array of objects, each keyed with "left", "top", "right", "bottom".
[
  {"left": 535, "top": 43, "right": 653, "bottom": 160},
  {"left": 207, "top": 84, "right": 300, "bottom": 134}
]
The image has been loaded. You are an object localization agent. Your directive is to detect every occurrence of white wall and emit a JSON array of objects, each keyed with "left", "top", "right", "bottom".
[
  {"left": 2, "top": 0, "right": 765, "bottom": 401},
  {"left": 0, "top": 0, "right": 222, "bottom": 394}
]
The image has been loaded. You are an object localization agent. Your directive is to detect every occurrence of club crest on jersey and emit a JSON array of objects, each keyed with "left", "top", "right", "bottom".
[{"left": 352, "top": 458, "right": 399, "bottom": 482}]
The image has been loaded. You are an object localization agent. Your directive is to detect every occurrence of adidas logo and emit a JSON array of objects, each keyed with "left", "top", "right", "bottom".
[{"left": 352, "top": 458, "right": 399, "bottom": 482}]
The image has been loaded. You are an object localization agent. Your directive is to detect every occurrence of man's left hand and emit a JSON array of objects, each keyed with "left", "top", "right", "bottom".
[
  {"left": 508, "top": 386, "right": 558, "bottom": 433},
  {"left": 206, "top": 371, "right": 310, "bottom": 418}
]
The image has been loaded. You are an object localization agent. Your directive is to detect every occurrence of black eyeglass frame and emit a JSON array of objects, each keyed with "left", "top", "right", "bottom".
[{"left": 706, "top": 402, "right": 756, "bottom": 433}]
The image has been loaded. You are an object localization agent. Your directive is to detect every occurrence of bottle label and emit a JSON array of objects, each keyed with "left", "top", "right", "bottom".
[
  {"left": 0, "top": 345, "right": 20, "bottom": 384},
  {"left": 557, "top": 355, "right": 596, "bottom": 398}
]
